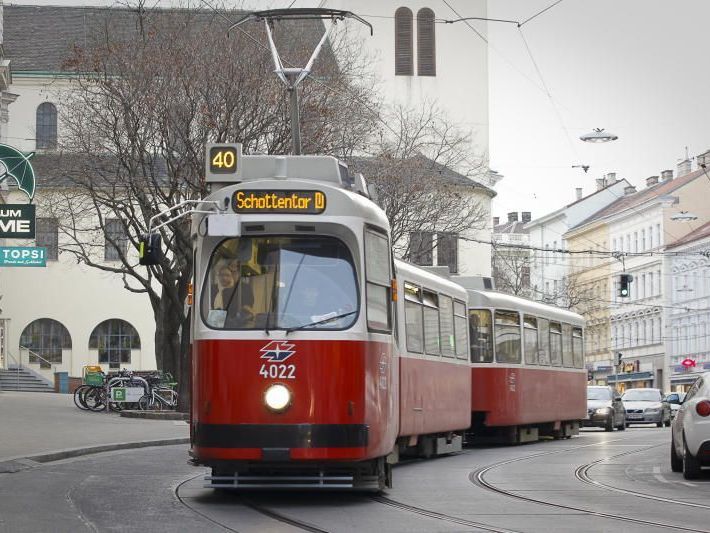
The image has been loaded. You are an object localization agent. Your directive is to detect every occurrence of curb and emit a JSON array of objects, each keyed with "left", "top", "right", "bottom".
[
  {"left": 120, "top": 410, "right": 189, "bottom": 421},
  {"left": 0, "top": 437, "right": 190, "bottom": 473}
]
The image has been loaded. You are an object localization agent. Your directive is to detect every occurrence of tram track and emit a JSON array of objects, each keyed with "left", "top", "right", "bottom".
[
  {"left": 574, "top": 444, "right": 710, "bottom": 510},
  {"left": 470, "top": 436, "right": 710, "bottom": 532}
]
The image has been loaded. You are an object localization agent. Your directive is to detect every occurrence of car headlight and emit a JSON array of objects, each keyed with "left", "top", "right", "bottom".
[
  {"left": 645, "top": 408, "right": 660, "bottom": 413},
  {"left": 264, "top": 383, "right": 292, "bottom": 412},
  {"left": 595, "top": 407, "right": 611, "bottom": 414}
]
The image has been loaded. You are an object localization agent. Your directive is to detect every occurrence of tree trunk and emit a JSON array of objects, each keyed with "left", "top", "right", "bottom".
[{"left": 154, "top": 295, "right": 188, "bottom": 410}]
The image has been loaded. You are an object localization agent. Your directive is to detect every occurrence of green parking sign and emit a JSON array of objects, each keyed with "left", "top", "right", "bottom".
[{"left": 111, "top": 388, "right": 126, "bottom": 402}]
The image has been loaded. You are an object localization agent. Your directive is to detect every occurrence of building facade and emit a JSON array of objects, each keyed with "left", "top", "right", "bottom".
[
  {"left": 491, "top": 211, "right": 531, "bottom": 297},
  {"left": 666, "top": 221, "right": 710, "bottom": 392}
]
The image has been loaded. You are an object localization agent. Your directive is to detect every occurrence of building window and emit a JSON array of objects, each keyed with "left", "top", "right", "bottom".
[
  {"left": 36, "top": 102, "right": 58, "bottom": 150},
  {"left": 612, "top": 238, "right": 617, "bottom": 252},
  {"left": 656, "top": 224, "right": 661, "bottom": 247},
  {"left": 36, "top": 218, "right": 59, "bottom": 260},
  {"left": 19, "top": 318, "right": 71, "bottom": 366},
  {"left": 394, "top": 7, "right": 414, "bottom": 75},
  {"left": 416, "top": 8, "right": 436, "bottom": 76},
  {"left": 409, "top": 231, "right": 433, "bottom": 266},
  {"left": 649, "top": 225, "right": 653, "bottom": 248},
  {"left": 89, "top": 319, "right": 141, "bottom": 369},
  {"left": 626, "top": 234, "right": 630, "bottom": 252},
  {"left": 437, "top": 233, "right": 458, "bottom": 273},
  {"left": 633, "top": 232, "right": 638, "bottom": 253},
  {"left": 105, "top": 219, "right": 128, "bottom": 261},
  {"left": 641, "top": 229, "right": 646, "bottom": 251}
]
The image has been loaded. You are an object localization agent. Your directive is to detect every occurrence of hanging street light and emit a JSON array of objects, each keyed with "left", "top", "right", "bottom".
[
  {"left": 580, "top": 128, "right": 618, "bottom": 143},
  {"left": 671, "top": 211, "right": 698, "bottom": 221}
]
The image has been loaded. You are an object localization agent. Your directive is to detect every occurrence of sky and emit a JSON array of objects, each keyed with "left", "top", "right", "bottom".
[{"left": 8, "top": 0, "right": 710, "bottom": 222}]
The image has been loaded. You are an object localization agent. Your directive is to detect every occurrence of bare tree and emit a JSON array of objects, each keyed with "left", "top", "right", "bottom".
[
  {"left": 491, "top": 241, "right": 532, "bottom": 297},
  {"left": 349, "top": 101, "right": 490, "bottom": 260},
  {"left": 45, "top": 5, "right": 379, "bottom": 408}
]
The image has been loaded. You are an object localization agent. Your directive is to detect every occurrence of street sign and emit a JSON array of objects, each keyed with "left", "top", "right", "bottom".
[
  {"left": 0, "top": 204, "right": 35, "bottom": 238},
  {"left": 0, "top": 246, "right": 45, "bottom": 267}
]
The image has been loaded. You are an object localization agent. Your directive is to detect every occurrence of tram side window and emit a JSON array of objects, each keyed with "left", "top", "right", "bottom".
[
  {"left": 538, "top": 318, "right": 550, "bottom": 365},
  {"left": 454, "top": 300, "right": 468, "bottom": 359},
  {"left": 572, "top": 327, "right": 584, "bottom": 368},
  {"left": 470, "top": 309, "right": 493, "bottom": 363},
  {"left": 523, "top": 315, "right": 538, "bottom": 365},
  {"left": 549, "top": 321, "right": 562, "bottom": 366},
  {"left": 439, "top": 294, "right": 455, "bottom": 357},
  {"left": 404, "top": 282, "right": 423, "bottom": 353},
  {"left": 561, "top": 324, "right": 574, "bottom": 367},
  {"left": 365, "top": 229, "right": 392, "bottom": 332},
  {"left": 495, "top": 310, "right": 521, "bottom": 364},
  {"left": 423, "top": 290, "right": 440, "bottom": 355}
]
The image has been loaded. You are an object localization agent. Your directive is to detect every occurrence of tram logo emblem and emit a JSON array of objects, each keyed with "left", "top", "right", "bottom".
[{"left": 260, "top": 341, "right": 296, "bottom": 362}]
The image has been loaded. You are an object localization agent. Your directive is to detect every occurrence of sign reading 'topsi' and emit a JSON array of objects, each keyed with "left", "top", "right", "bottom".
[{"left": 232, "top": 190, "right": 326, "bottom": 214}]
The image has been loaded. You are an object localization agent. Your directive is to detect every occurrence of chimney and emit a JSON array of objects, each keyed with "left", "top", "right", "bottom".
[
  {"left": 677, "top": 158, "right": 692, "bottom": 177},
  {"left": 507, "top": 212, "right": 518, "bottom": 223},
  {"left": 624, "top": 185, "right": 637, "bottom": 195},
  {"left": 521, "top": 211, "right": 531, "bottom": 223},
  {"left": 575, "top": 187, "right": 583, "bottom": 200},
  {"left": 596, "top": 178, "right": 606, "bottom": 190},
  {"left": 661, "top": 169, "right": 674, "bottom": 181},
  {"left": 606, "top": 172, "right": 617, "bottom": 183},
  {"left": 493, "top": 216, "right": 500, "bottom": 226},
  {"left": 646, "top": 176, "right": 659, "bottom": 187}
]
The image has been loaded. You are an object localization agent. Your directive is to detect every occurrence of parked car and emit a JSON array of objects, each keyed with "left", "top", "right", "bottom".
[
  {"left": 621, "top": 388, "right": 671, "bottom": 427},
  {"left": 665, "top": 391, "right": 687, "bottom": 419},
  {"left": 585, "top": 386, "right": 626, "bottom": 431},
  {"left": 671, "top": 372, "right": 710, "bottom": 479}
]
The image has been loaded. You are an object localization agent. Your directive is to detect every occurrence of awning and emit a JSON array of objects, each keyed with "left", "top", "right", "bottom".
[
  {"left": 607, "top": 371, "right": 653, "bottom": 383},
  {"left": 671, "top": 374, "right": 703, "bottom": 384}
]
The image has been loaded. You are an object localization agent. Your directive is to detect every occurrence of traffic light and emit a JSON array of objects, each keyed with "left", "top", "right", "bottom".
[
  {"left": 616, "top": 352, "right": 623, "bottom": 366},
  {"left": 618, "top": 273, "right": 633, "bottom": 297}
]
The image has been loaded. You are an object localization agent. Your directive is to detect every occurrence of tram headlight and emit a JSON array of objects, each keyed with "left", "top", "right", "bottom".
[{"left": 264, "top": 383, "right": 292, "bottom": 412}]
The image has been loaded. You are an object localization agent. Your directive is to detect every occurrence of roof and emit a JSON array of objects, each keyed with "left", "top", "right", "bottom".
[
  {"left": 666, "top": 221, "right": 710, "bottom": 250},
  {"left": 347, "top": 154, "right": 496, "bottom": 197},
  {"left": 493, "top": 221, "right": 528, "bottom": 234},
  {"left": 572, "top": 168, "right": 708, "bottom": 230},
  {"left": 3, "top": 5, "right": 323, "bottom": 73}
]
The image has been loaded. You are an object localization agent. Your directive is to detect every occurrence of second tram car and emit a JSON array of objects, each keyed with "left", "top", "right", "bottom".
[{"left": 461, "top": 280, "right": 587, "bottom": 442}]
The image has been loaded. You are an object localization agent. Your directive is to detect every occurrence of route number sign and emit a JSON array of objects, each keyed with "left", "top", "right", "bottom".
[{"left": 205, "top": 143, "right": 242, "bottom": 182}]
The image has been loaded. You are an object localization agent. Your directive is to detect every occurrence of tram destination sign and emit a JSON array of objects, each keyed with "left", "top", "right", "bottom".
[
  {"left": 233, "top": 190, "right": 326, "bottom": 214},
  {"left": 0, "top": 204, "right": 35, "bottom": 238}
]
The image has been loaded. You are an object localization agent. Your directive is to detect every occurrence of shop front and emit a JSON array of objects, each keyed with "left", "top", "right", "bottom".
[{"left": 607, "top": 371, "right": 654, "bottom": 393}]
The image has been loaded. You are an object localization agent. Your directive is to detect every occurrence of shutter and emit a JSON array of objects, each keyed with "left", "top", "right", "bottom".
[
  {"left": 395, "top": 7, "right": 413, "bottom": 75},
  {"left": 417, "top": 8, "right": 436, "bottom": 76}
]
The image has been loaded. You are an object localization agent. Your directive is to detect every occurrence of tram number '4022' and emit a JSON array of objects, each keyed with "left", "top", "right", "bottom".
[{"left": 259, "top": 364, "right": 296, "bottom": 379}]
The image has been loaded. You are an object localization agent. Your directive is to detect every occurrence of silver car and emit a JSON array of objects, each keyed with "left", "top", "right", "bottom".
[
  {"left": 622, "top": 388, "right": 671, "bottom": 427},
  {"left": 585, "top": 386, "right": 626, "bottom": 431}
]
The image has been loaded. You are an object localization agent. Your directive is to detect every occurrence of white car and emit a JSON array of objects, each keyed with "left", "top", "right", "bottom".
[{"left": 671, "top": 372, "right": 710, "bottom": 479}]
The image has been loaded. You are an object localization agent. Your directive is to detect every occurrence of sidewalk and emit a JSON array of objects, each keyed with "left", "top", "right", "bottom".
[{"left": 0, "top": 391, "right": 189, "bottom": 462}]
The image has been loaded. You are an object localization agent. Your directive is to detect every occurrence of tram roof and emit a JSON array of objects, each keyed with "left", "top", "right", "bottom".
[
  {"left": 395, "top": 260, "right": 468, "bottom": 298},
  {"left": 467, "top": 289, "right": 585, "bottom": 326}
]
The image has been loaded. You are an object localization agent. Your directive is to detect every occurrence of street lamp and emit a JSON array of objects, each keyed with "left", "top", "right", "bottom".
[
  {"left": 671, "top": 211, "right": 698, "bottom": 221},
  {"left": 580, "top": 128, "right": 618, "bottom": 143}
]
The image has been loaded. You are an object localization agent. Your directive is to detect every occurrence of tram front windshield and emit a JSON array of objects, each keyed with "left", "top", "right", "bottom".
[{"left": 202, "top": 236, "right": 358, "bottom": 331}]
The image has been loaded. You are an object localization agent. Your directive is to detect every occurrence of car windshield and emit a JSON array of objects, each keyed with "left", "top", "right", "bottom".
[
  {"left": 202, "top": 236, "right": 358, "bottom": 331},
  {"left": 622, "top": 389, "right": 661, "bottom": 402},
  {"left": 587, "top": 388, "right": 611, "bottom": 400}
]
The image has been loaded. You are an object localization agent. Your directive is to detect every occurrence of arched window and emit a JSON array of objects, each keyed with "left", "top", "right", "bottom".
[
  {"left": 89, "top": 319, "right": 141, "bottom": 368},
  {"left": 417, "top": 8, "right": 436, "bottom": 76},
  {"left": 20, "top": 318, "right": 71, "bottom": 366},
  {"left": 36, "top": 102, "right": 58, "bottom": 150},
  {"left": 395, "top": 7, "right": 414, "bottom": 75}
]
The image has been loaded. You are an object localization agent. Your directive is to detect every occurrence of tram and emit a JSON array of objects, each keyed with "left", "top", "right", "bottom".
[
  {"left": 184, "top": 152, "right": 472, "bottom": 490},
  {"left": 460, "top": 279, "right": 587, "bottom": 443}
]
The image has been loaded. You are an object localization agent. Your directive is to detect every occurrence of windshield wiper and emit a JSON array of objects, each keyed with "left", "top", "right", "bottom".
[{"left": 285, "top": 311, "right": 356, "bottom": 334}]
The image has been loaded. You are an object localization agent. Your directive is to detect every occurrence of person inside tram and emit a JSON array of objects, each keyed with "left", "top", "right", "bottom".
[{"left": 212, "top": 266, "right": 235, "bottom": 310}]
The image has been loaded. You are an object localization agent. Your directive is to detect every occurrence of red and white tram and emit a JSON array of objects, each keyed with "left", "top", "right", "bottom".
[
  {"left": 461, "top": 281, "right": 587, "bottom": 442},
  {"left": 187, "top": 152, "right": 471, "bottom": 489}
]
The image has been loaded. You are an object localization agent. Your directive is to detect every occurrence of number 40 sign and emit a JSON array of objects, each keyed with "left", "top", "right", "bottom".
[{"left": 205, "top": 143, "right": 242, "bottom": 182}]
